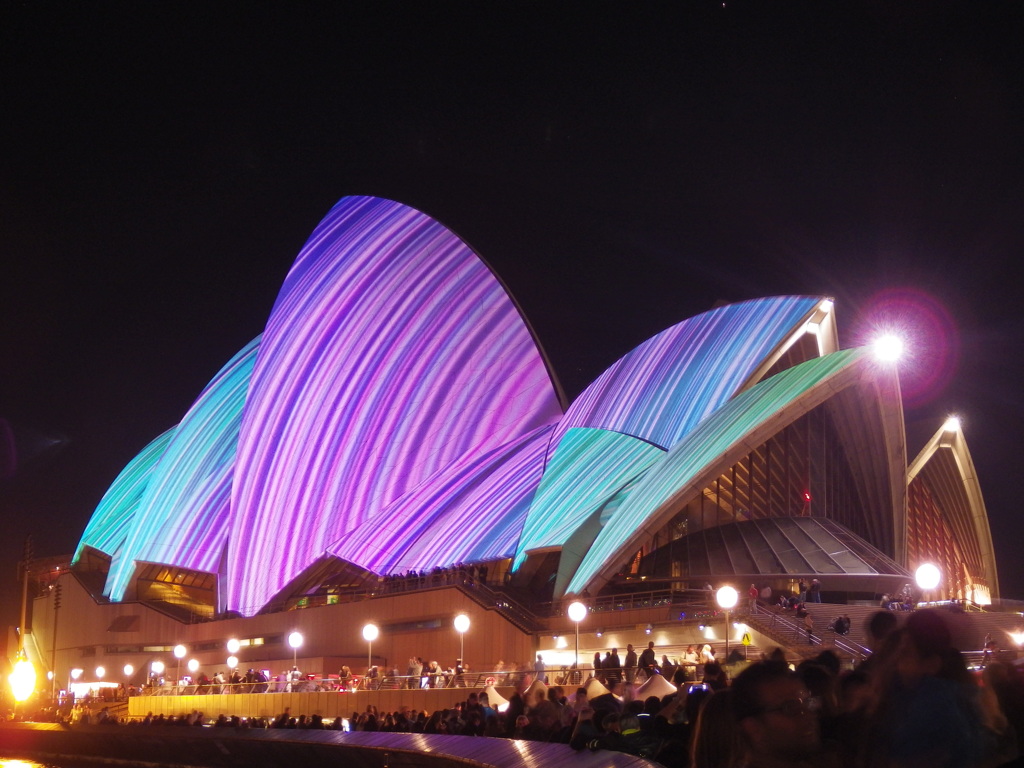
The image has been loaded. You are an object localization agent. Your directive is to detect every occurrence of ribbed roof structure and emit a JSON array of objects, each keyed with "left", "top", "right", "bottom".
[{"left": 73, "top": 196, "right": 999, "bottom": 614}]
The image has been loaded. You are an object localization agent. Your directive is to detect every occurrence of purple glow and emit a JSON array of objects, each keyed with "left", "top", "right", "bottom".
[{"left": 852, "top": 287, "right": 959, "bottom": 408}]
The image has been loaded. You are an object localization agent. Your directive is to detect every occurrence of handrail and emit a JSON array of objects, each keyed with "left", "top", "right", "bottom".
[{"left": 139, "top": 667, "right": 582, "bottom": 696}]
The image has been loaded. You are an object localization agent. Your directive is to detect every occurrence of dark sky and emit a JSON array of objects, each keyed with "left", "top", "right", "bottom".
[{"left": 2, "top": 1, "right": 1023, "bottom": 634}]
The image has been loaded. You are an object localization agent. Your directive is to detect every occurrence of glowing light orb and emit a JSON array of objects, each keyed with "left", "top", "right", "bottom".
[
  {"left": 150, "top": 662, "right": 164, "bottom": 675},
  {"left": 227, "top": 656, "right": 238, "bottom": 669},
  {"left": 567, "top": 601, "right": 588, "bottom": 623},
  {"left": 173, "top": 644, "right": 187, "bottom": 659},
  {"left": 226, "top": 638, "right": 241, "bottom": 654},
  {"left": 9, "top": 658, "right": 36, "bottom": 702},
  {"left": 288, "top": 631, "right": 304, "bottom": 650},
  {"left": 856, "top": 288, "right": 959, "bottom": 407},
  {"left": 187, "top": 659, "right": 199, "bottom": 673},
  {"left": 362, "top": 623, "right": 379, "bottom": 643},
  {"left": 873, "top": 334, "right": 904, "bottom": 362},
  {"left": 916, "top": 563, "right": 941, "bottom": 590},
  {"left": 944, "top": 416, "right": 960, "bottom": 432},
  {"left": 716, "top": 586, "right": 739, "bottom": 610},
  {"left": 454, "top": 614, "right": 470, "bottom": 634}
]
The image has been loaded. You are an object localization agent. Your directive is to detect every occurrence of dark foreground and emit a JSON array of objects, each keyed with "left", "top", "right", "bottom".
[{"left": 0, "top": 722, "right": 660, "bottom": 768}]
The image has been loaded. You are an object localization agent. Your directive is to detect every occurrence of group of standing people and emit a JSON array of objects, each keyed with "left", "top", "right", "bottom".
[{"left": 588, "top": 641, "right": 662, "bottom": 684}]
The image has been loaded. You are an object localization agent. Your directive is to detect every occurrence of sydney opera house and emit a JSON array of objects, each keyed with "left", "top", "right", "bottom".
[{"left": 16, "top": 196, "right": 1002, "bottom": 707}]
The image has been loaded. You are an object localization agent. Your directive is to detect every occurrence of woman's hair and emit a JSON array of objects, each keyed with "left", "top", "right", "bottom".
[{"left": 690, "top": 689, "right": 741, "bottom": 768}]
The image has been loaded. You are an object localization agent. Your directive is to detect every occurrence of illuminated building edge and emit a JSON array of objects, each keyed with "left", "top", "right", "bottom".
[{"left": 72, "top": 196, "right": 999, "bottom": 612}]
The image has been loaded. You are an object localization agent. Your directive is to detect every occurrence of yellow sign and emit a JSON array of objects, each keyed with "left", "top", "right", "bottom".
[{"left": 741, "top": 632, "right": 752, "bottom": 646}]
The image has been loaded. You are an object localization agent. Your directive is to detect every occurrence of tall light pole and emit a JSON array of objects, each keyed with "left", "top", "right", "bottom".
[
  {"left": 173, "top": 644, "right": 187, "bottom": 687},
  {"left": 716, "top": 586, "right": 738, "bottom": 662},
  {"left": 916, "top": 563, "right": 941, "bottom": 606},
  {"left": 362, "top": 623, "right": 379, "bottom": 686},
  {"left": 567, "top": 601, "right": 587, "bottom": 673},
  {"left": 454, "top": 614, "right": 470, "bottom": 665},
  {"left": 288, "top": 631, "right": 304, "bottom": 669},
  {"left": 70, "top": 667, "right": 82, "bottom": 699}
]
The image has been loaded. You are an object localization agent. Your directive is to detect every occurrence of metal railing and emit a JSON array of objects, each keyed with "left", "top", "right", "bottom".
[{"left": 142, "top": 668, "right": 557, "bottom": 696}]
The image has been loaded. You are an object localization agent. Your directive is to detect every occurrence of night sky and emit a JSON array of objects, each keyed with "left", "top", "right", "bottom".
[{"left": 3, "top": 2, "right": 1023, "bottom": 638}]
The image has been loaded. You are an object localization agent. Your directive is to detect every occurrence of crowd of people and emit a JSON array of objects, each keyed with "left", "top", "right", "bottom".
[
  {"left": 379, "top": 562, "right": 492, "bottom": 593},
  {"left": 18, "top": 607, "right": 1024, "bottom": 767}
]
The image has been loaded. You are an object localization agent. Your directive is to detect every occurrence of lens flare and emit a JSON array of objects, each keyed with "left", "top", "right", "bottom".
[{"left": 853, "top": 288, "right": 959, "bottom": 408}]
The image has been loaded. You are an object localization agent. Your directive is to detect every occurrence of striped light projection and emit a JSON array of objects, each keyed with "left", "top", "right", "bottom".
[
  {"left": 332, "top": 426, "right": 554, "bottom": 574},
  {"left": 77, "top": 193, "right": 906, "bottom": 615},
  {"left": 548, "top": 296, "right": 821, "bottom": 457},
  {"left": 226, "top": 197, "right": 563, "bottom": 615},
  {"left": 514, "top": 428, "right": 665, "bottom": 569},
  {"left": 74, "top": 428, "right": 176, "bottom": 566},
  {"left": 105, "top": 338, "right": 260, "bottom": 601},
  {"left": 565, "top": 347, "right": 867, "bottom": 596}
]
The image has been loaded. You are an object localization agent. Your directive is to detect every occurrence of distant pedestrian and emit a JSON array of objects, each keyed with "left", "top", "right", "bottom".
[
  {"left": 809, "top": 579, "right": 822, "bottom": 603},
  {"left": 535, "top": 653, "right": 547, "bottom": 683}
]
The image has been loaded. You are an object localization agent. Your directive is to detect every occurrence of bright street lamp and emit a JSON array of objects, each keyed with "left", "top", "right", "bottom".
[
  {"left": 123, "top": 664, "right": 134, "bottom": 678},
  {"left": 150, "top": 661, "right": 163, "bottom": 688},
  {"left": 716, "top": 586, "right": 738, "bottom": 660},
  {"left": 916, "top": 563, "right": 941, "bottom": 605},
  {"left": 288, "top": 631, "right": 304, "bottom": 669},
  {"left": 567, "top": 601, "right": 587, "bottom": 672},
  {"left": 173, "top": 644, "right": 187, "bottom": 685},
  {"left": 454, "top": 614, "right": 470, "bottom": 666},
  {"left": 69, "top": 666, "right": 82, "bottom": 695},
  {"left": 9, "top": 655, "right": 36, "bottom": 703},
  {"left": 362, "top": 623, "right": 379, "bottom": 683},
  {"left": 95, "top": 666, "right": 105, "bottom": 680},
  {"left": 187, "top": 659, "right": 199, "bottom": 676},
  {"left": 226, "top": 638, "right": 241, "bottom": 654}
]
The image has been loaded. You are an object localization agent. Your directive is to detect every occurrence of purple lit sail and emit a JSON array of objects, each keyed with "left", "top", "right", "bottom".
[
  {"left": 227, "top": 197, "right": 563, "bottom": 615},
  {"left": 549, "top": 296, "right": 821, "bottom": 454}
]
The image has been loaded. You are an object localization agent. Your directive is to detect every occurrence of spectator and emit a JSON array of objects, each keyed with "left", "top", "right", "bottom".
[
  {"left": 731, "top": 661, "right": 833, "bottom": 767},
  {"left": 639, "top": 641, "right": 658, "bottom": 678},
  {"left": 690, "top": 688, "right": 741, "bottom": 768},
  {"left": 809, "top": 578, "right": 822, "bottom": 603},
  {"left": 624, "top": 644, "right": 638, "bottom": 683}
]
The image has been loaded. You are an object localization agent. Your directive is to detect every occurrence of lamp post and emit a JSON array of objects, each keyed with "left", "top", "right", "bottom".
[
  {"left": 9, "top": 654, "right": 36, "bottom": 706},
  {"left": 362, "top": 623, "right": 379, "bottom": 685},
  {"left": 288, "top": 631, "right": 304, "bottom": 669},
  {"left": 173, "top": 644, "right": 187, "bottom": 686},
  {"left": 916, "top": 563, "right": 941, "bottom": 606},
  {"left": 454, "top": 614, "right": 470, "bottom": 666},
  {"left": 716, "top": 586, "right": 738, "bottom": 661},
  {"left": 567, "top": 601, "right": 587, "bottom": 673}
]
